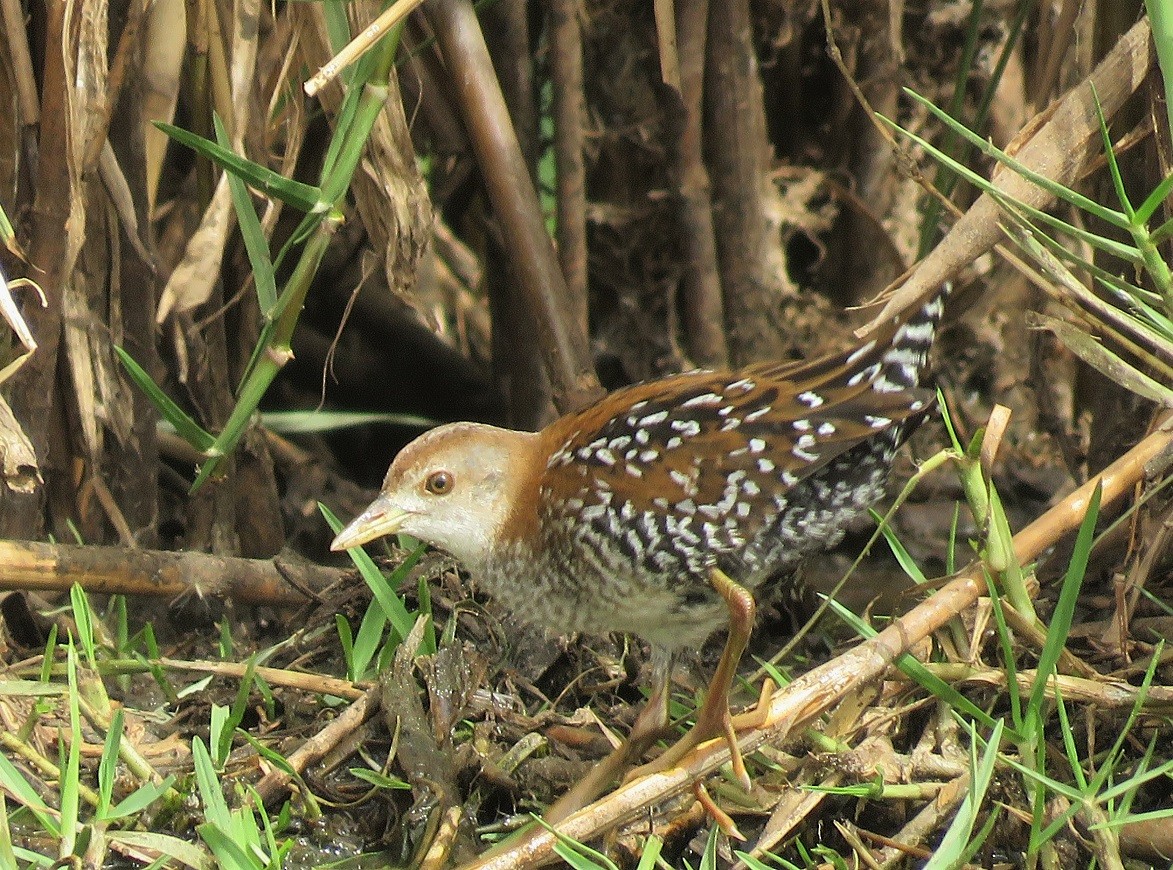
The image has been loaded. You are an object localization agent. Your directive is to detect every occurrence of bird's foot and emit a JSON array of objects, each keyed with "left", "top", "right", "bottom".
[{"left": 623, "top": 707, "right": 749, "bottom": 788}]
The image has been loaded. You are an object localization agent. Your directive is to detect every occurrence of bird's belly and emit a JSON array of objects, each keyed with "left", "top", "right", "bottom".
[{"left": 477, "top": 545, "right": 730, "bottom": 651}]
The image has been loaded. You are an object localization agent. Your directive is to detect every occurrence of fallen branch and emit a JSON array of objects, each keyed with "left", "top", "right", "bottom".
[{"left": 0, "top": 539, "right": 343, "bottom": 606}]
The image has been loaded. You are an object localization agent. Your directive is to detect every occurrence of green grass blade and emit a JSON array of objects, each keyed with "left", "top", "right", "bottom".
[
  {"left": 0, "top": 746, "right": 60, "bottom": 837},
  {"left": 213, "top": 114, "right": 277, "bottom": 317},
  {"left": 97, "top": 708, "right": 123, "bottom": 818},
  {"left": 60, "top": 644, "right": 82, "bottom": 858},
  {"left": 1115, "top": 731, "right": 1159, "bottom": 819},
  {"left": 106, "top": 775, "right": 177, "bottom": 820},
  {"left": 993, "top": 192, "right": 1142, "bottom": 263},
  {"left": 261, "top": 409, "right": 437, "bottom": 433},
  {"left": 982, "top": 568, "right": 1022, "bottom": 729},
  {"left": 197, "top": 822, "right": 264, "bottom": 869},
  {"left": 634, "top": 836, "right": 663, "bottom": 870},
  {"left": 1031, "top": 316, "right": 1173, "bottom": 406},
  {"left": 925, "top": 719, "right": 1004, "bottom": 869},
  {"left": 349, "top": 596, "right": 390, "bottom": 681},
  {"left": 0, "top": 792, "right": 16, "bottom": 870},
  {"left": 1096, "top": 806, "right": 1173, "bottom": 829},
  {"left": 872, "top": 508, "right": 928, "bottom": 584},
  {"left": 218, "top": 657, "right": 259, "bottom": 766},
  {"left": 1054, "top": 687, "right": 1087, "bottom": 790},
  {"left": 335, "top": 615, "right": 356, "bottom": 682},
  {"left": 349, "top": 768, "right": 411, "bottom": 790},
  {"left": 700, "top": 824, "right": 720, "bottom": 870},
  {"left": 106, "top": 831, "right": 206, "bottom": 869},
  {"left": 69, "top": 584, "right": 97, "bottom": 667},
  {"left": 192, "top": 737, "right": 232, "bottom": 830},
  {"left": 209, "top": 704, "right": 230, "bottom": 769},
  {"left": 1091, "top": 85, "right": 1134, "bottom": 221},
  {"left": 115, "top": 347, "right": 215, "bottom": 452},
  {"left": 1095, "top": 756, "right": 1173, "bottom": 805},
  {"left": 1149, "top": 212, "right": 1173, "bottom": 246},
  {"left": 155, "top": 122, "right": 323, "bottom": 213},
  {"left": 900, "top": 89, "right": 1131, "bottom": 228},
  {"left": 321, "top": 0, "right": 352, "bottom": 55},
  {"left": 1132, "top": 170, "right": 1173, "bottom": 226},
  {"left": 547, "top": 823, "right": 620, "bottom": 870},
  {"left": 321, "top": 503, "right": 422, "bottom": 644},
  {"left": 1146, "top": 0, "right": 1173, "bottom": 147}
]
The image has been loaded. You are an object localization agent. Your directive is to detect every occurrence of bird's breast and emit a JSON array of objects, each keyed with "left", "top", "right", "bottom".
[{"left": 475, "top": 532, "right": 733, "bottom": 650}]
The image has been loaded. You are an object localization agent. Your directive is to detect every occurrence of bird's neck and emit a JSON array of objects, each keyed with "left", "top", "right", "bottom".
[{"left": 484, "top": 429, "right": 548, "bottom": 559}]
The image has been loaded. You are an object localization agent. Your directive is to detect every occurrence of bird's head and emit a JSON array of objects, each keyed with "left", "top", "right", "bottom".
[{"left": 331, "top": 422, "right": 540, "bottom": 569}]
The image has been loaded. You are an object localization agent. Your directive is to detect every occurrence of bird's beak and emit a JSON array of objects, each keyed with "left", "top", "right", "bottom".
[{"left": 331, "top": 496, "right": 410, "bottom": 551}]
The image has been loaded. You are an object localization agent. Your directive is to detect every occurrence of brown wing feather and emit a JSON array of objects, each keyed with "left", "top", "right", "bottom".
[{"left": 537, "top": 365, "right": 928, "bottom": 518}]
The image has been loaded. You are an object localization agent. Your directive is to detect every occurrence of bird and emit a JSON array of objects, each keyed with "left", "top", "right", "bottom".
[{"left": 332, "top": 287, "right": 947, "bottom": 819}]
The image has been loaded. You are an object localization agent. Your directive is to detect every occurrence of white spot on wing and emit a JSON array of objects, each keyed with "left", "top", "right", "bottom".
[
  {"left": 845, "top": 340, "right": 877, "bottom": 366},
  {"left": 847, "top": 363, "right": 881, "bottom": 386},
  {"left": 681, "top": 392, "right": 722, "bottom": 408}
]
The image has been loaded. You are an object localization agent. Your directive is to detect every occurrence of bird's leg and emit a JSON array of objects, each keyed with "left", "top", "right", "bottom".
[
  {"left": 626, "top": 568, "right": 755, "bottom": 791},
  {"left": 543, "top": 648, "right": 675, "bottom": 824},
  {"left": 547, "top": 572, "right": 756, "bottom": 823},
  {"left": 532, "top": 575, "right": 757, "bottom": 832}
]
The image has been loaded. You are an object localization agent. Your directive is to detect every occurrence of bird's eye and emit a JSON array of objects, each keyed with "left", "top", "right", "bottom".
[{"left": 425, "top": 470, "right": 454, "bottom": 495}]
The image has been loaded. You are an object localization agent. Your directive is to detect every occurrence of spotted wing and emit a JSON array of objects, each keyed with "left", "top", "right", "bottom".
[{"left": 536, "top": 292, "right": 942, "bottom": 554}]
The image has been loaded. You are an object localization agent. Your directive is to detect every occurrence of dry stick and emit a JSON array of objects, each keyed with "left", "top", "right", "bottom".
[
  {"left": 424, "top": 0, "right": 603, "bottom": 415},
  {"left": 77, "top": 657, "right": 366, "bottom": 699},
  {"left": 0, "top": 539, "right": 340, "bottom": 606},
  {"left": 1118, "top": 814, "right": 1173, "bottom": 865},
  {"left": 82, "top": 0, "right": 148, "bottom": 174},
  {"left": 549, "top": 0, "right": 589, "bottom": 338},
  {"left": 1031, "top": 0, "right": 1082, "bottom": 106},
  {"left": 459, "top": 419, "right": 1173, "bottom": 870},
  {"left": 9, "top": 0, "right": 72, "bottom": 539},
  {"left": 860, "top": 16, "right": 1154, "bottom": 332},
  {"left": 254, "top": 684, "right": 379, "bottom": 805},
  {"left": 652, "top": 0, "right": 680, "bottom": 91},
  {"left": 0, "top": 0, "right": 38, "bottom": 126},
  {"left": 303, "top": 0, "right": 425, "bottom": 97},
  {"left": 742, "top": 672, "right": 891, "bottom": 862},
  {"left": 909, "top": 665, "right": 1173, "bottom": 712},
  {"left": 478, "top": 0, "right": 553, "bottom": 431},
  {"left": 673, "top": 0, "right": 729, "bottom": 369},
  {"left": 704, "top": 0, "right": 790, "bottom": 364}
]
